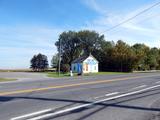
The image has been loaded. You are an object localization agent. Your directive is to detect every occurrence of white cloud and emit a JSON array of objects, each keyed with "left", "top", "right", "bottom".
[
  {"left": 82, "top": 0, "right": 160, "bottom": 48},
  {"left": 0, "top": 25, "right": 63, "bottom": 68},
  {"left": 81, "top": 0, "right": 107, "bottom": 14}
]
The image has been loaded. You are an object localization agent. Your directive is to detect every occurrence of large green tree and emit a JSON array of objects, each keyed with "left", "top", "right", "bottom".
[
  {"left": 109, "top": 40, "right": 137, "bottom": 72},
  {"left": 55, "top": 31, "right": 81, "bottom": 66},
  {"left": 93, "top": 40, "right": 115, "bottom": 71},
  {"left": 132, "top": 44, "right": 150, "bottom": 70},
  {"left": 30, "top": 53, "right": 48, "bottom": 71},
  {"left": 77, "top": 30, "right": 105, "bottom": 56},
  {"left": 55, "top": 30, "right": 105, "bottom": 67},
  {"left": 146, "top": 47, "right": 159, "bottom": 70}
]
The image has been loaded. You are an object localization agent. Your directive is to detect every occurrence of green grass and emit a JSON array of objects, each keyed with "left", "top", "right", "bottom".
[
  {"left": 83, "top": 72, "right": 128, "bottom": 76},
  {"left": 46, "top": 72, "right": 70, "bottom": 78},
  {"left": 0, "top": 69, "right": 31, "bottom": 72},
  {"left": 90, "top": 72, "right": 128, "bottom": 75},
  {"left": 0, "top": 78, "right": 17, "bottom": 82},
  {"left": 46, "top": 72, "right": 128, "bottom": 78}
]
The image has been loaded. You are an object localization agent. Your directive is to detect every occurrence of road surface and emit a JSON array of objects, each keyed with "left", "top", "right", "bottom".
[{"left": 0, "top": 72, "right": 160, "bottom": 120}]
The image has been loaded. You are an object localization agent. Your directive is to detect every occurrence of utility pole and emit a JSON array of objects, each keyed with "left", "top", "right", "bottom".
[{"left": 58, "top": 38, "right": 61, "bottom": 76}]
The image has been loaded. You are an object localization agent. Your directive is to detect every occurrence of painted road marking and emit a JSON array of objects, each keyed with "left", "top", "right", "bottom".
[
  {"left": 11, "top": 109, "right": 52, "bottom": 120},
  {"left": 130, "top": 85, "right": 147, "bottom": 90},
  {"left": 1, "top": 74, "right": 160, "bottom": 96},
  {"left": 20, "top": 84, "right": 160, "bottom": 120},
  {"left": 105, "top": 92, "right": 119, "bottom": 97},
  {"left": 94, "top": 92, "right": 119, "bottom": 99},
  {"left": 156, "top": 81, "right": 160, "bottom": 84}
]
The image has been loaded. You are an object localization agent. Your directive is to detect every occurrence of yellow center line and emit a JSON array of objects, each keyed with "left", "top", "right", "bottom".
[{"left": 0, "top": 74, "right": 158, "bottom": 96}]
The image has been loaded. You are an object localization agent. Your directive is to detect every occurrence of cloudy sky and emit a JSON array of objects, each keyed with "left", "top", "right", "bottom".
[{"left": 0, "top": 0, "right": 160, "bottom": 69}]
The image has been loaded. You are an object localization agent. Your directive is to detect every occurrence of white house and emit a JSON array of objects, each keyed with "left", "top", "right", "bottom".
[{"left": 71, "top": 54, "right": 98, "bottom": 74}]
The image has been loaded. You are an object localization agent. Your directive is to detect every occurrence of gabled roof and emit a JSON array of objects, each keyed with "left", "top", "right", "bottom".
[
  {"left": 72, "top": 54, "right": 98, "bottom": 63},
  {"left": 72, "top": 55, "right": 88, "bottom": 63}
]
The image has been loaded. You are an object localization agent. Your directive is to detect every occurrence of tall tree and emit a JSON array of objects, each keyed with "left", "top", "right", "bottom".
[
  {"left": 77, "top": 30, "right": 105, "bottom": 56},
  {"left": 55, "top": 30, "right": 105, "bottom": 67},
  {"left": 30, "top": 53, "right": 48, "bottom": 71},
  {"left": 110, "top": 40, "right": 137, "bottom": 72},
  {"left": 132, "top": 44, "right": 150, "bottom": 70},
  {"left": 30, "top": 55, "right": 37, "bottom": 71},
  {"left": 146, "top": 47, "right": 159, "bottom": 70},
  {"left": 93, "top": 40, "right": 115, "bottom": 71},
  {"left": 157, "top": 49, "right": 160, "bottom": 69},
  {"left": 55, "top": 31, "right": 81, "bottom": 66}
]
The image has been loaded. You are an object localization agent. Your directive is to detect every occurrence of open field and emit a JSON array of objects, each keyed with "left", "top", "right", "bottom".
[{"left": 0, "top": 69, "right": 31, "bottom": 72}]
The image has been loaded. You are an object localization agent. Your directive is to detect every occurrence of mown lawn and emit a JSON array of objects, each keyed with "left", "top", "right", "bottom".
[
  {"left": 89, "top": 72, "right": 129, "bottom": 75},
  {"left": 46, "top": 72, "right": 128, "bottom": 78},
  {"left": 46, "top": 72, "right": 71, "bottom": 78},
  {"left": 0, "top": 78, "right": 17, "bottom": 82}
]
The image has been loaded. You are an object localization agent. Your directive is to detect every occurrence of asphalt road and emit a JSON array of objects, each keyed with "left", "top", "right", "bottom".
[{"left": 0, "top": 72, "right": 160, "bottom": 120}]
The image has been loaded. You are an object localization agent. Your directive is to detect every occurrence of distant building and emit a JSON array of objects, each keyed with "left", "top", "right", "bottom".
[{"left": 71, "top": 54, "right": 98, "bottom": 74}]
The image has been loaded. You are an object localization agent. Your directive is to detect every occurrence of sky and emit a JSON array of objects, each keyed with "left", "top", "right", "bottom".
[{"left": 0, "top": 0, "right": 160, "bottom": 69}]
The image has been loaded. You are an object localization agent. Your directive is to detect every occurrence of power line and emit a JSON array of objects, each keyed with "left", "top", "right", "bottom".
[
  {"left": 100, "top": 1, "right": 160, "bottom": 34},
  {"left": 106, "top": 12, "right": 160, "bottom": 36}
]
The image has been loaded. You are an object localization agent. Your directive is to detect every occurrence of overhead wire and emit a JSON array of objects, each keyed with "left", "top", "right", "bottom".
[{"left": 100, "top": 1, "right": 160, "bottom": 34}]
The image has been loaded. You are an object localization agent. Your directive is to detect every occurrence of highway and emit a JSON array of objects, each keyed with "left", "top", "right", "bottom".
[{"left": 0, "top": 72, "right": 160, "bottom": 120}]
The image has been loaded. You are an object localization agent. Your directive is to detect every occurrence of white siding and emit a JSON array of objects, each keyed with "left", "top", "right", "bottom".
[
  {"left": 83, "top": 56, "right": 98, "bottom": 73},
  {"left": 71, "top": 55, "right": 98, "bottom": 74}
]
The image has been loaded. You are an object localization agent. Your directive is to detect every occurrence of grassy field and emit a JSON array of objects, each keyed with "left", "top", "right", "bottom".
[
  {"left": 47, "top": 72, "right": 70, "bottom": 78},
  {"left": 0, "top": 78, "right": 17, "bottom": 82},
  {"left": 0, "top": 69, "right": 31, "bottom": 72},
  {"left": 46, "top": 72, "right": 128, "bottom": 78},
  {"left": 84, "top": 72, "right": 128, "bottom": 75}
]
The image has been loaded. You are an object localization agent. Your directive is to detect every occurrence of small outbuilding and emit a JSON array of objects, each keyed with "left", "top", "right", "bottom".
[{"left": 71, "top": 54, "right": 98, "bottom": 74}]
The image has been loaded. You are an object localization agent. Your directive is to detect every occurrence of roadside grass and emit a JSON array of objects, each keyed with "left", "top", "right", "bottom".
[
  {"left": 46, "top": 72, "right": 128, "bottom": 78},
  {"left": 47, "top": 72, "right": 70, "bottom": 78},
  {"left": 0, "top": 78, "right": 17, "bottom": 82},
  {"left": 0, "top": 69, "right": 31, "bottom": 72},
  {"left": 84, "top": 72, "right": 129, "bottom": 76}
]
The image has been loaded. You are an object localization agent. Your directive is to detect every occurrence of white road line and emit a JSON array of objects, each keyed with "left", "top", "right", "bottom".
[
  {"left": 105, "top": 92, "right": 119, "bottom": 97},
  {"left": 25, "top": 84, "right": 160, "bottom": 120},
  {"left": 94, "top": 96, "right": 104, "bottom": 99},
  {"left": 156, "top": 81, "right": 160, "bottom": 84},
  {"left": 11, "top": 109, "right": 52, "bottom": 120},
  {"left": 131, "top": 85, "right": 147, "bottom": 90},
  {"left": 94, "top": 92, "right": 119, "bottom": 99}
]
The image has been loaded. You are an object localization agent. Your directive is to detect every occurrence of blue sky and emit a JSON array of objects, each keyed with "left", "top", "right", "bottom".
[{"left": 0, "top": 0, "right": 160, "bottom": 69}]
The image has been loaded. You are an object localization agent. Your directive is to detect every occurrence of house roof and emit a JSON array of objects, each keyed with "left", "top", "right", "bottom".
[
  {"left": 72, "top": 55, "right": 88, "bottom": 63},
  {"left": 72, "top": 54, "right": 98, "bottom": 63}
]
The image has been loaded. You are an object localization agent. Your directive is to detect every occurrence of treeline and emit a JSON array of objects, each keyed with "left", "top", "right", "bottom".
[
  {"left": 99, "top": 41, "right": 160, "bottom": 72},
  {"left": 30, "top": 30, "right": 160, "bottom": 72},
  {"left": 53, "top": 30, "right": 160, "bottom": 72}
]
